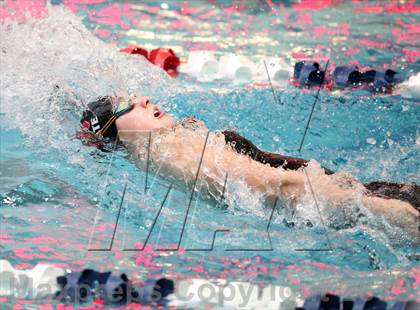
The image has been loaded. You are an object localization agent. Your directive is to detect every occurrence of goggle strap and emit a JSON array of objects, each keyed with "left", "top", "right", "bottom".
[
  {"left": 95, "top": 98, "right": 134, "bottom": 137},
  {"left": 97, "top": 114, "right": 117, "bottom": 137},
  {"left": 115, "top": 107, "right": 131, "bottom": 118}
]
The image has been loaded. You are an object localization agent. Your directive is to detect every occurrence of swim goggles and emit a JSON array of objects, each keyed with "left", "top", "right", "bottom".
[{"left": 114, "top": 97, "right": 135, "bottom": 117}]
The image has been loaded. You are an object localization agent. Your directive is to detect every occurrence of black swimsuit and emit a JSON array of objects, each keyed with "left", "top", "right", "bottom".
[
  {"left": 222, "top": 130, "right": 420, "bottom": 211},
  {"left": 222, "top": 130, "right": 334, "bottom": 174}
]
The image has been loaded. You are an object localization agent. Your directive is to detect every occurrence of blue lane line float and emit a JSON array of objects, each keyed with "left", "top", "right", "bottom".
[
  {"left": 1, "top": 261, "right": 419, "bottom": 308},
  {"left": 297, "top": 294, "right": 419, "bottom": 310},
  {"left": 55, "top": 268, "right": 174, "bottom": 305}
]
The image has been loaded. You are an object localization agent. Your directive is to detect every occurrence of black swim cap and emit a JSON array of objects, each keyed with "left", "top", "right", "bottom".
[{"left": 80, "top": 96, "right": 118, "bottom": 140}]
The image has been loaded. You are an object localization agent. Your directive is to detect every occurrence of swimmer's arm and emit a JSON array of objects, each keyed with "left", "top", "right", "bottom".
[
  {"left": 305, "top": 177, "right": 419, "bottom": 230},
  {"left": 190, "top": 142, "right": 307, "bottom": 199},
  {"left": 361, "top": 195, "right": 419, "bottom": 229},
  {"left": 155, "top": 133, "right": 304, "bottom": 199},
  {"left": 226, "top": 152, "right": 418, "bottom": 230},
  {"left": 156, "top": 135, "right": 419, "bottom": 227},
  {"left": 155, "top": 130, "right": 327, "bottom": 200}
]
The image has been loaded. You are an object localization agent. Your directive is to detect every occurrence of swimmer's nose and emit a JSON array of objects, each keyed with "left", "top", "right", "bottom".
[{"left": 135, "top": 96, "right": 150, "bottom": 109}]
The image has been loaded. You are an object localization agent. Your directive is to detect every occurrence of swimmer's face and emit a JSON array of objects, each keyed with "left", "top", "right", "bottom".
[{"left": 115, "top": 96, "right": 175, "bottom": 140}]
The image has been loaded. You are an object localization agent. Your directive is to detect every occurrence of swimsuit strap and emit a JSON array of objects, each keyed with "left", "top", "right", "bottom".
[{"left": 222, "top": 130, "right": 334, "bottom": 174}]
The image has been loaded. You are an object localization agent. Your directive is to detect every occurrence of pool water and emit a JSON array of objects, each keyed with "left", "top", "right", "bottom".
[{"left": 0, "top": 0, "right": 419, "bottom": 308}]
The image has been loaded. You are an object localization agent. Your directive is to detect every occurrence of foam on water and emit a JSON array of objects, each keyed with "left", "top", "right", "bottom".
[
  {"left": 1, "top": 6, "right": 184, "bottom": 210},
  {"left": 1, "top": 6, "right": 176, "bottom": 138}
]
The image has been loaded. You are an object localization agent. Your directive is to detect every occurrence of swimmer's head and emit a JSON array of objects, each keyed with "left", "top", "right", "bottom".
[{"left": 79, "top": 95, "right": 175, "bottom": 143}]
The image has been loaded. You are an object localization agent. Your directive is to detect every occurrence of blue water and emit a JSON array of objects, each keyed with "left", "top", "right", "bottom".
[{"left": 0, "top": 1, "right": 419, "bottom": 308}]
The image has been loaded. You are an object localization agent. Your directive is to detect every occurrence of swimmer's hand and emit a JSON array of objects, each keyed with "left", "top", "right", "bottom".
[{"left": 362, "top": 195, "right": 419, "bottom": 233}]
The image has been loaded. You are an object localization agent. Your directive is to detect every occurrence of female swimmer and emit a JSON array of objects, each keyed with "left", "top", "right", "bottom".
[{"left": 79, "top": 95, "right": 419, "bottom": 234}]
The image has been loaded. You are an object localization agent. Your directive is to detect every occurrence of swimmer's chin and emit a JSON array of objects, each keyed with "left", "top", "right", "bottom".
[
  {"left": 163, "top": 114, "right": 176, "bottom": 128},
  {"left": 153, "top": 113, "right": 177, "bottom": 129}
]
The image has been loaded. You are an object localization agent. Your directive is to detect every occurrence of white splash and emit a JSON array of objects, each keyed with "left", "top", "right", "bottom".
[{"left": 0, "top": 5, "right": 175, "bottom": 145}]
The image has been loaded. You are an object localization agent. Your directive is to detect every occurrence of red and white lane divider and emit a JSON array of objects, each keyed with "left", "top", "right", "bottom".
[
  {"left": 120, "top": 45, "right": 292, "bottom": 85},
  {"left": 120, "top": 45, "right": 181, "bottom": 77}
]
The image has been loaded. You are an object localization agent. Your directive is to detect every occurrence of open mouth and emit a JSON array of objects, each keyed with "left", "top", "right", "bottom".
[{"left": 153, "top": 106, "right": 165, "bottom": 118}]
